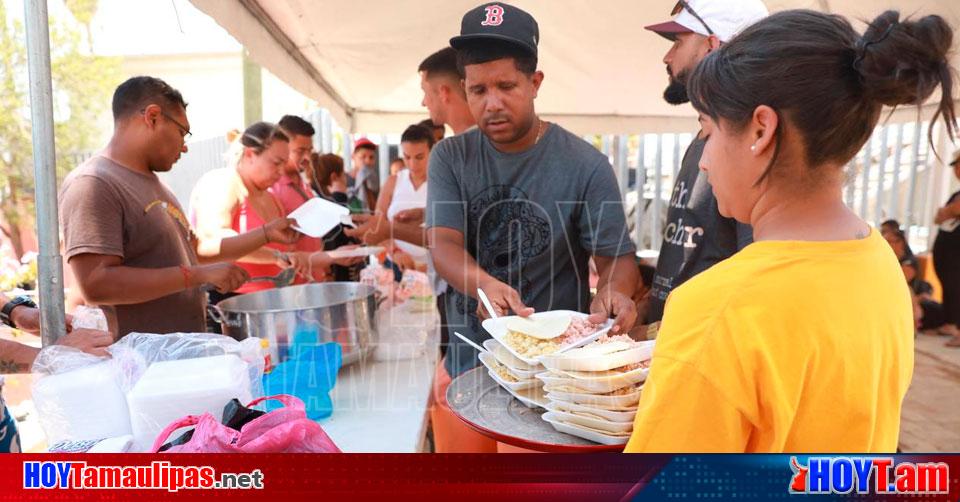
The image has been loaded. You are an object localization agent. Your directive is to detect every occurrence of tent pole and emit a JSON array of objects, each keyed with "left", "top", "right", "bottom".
[{"left": 24, "top": 0, "right": 67, "bottom": 346}]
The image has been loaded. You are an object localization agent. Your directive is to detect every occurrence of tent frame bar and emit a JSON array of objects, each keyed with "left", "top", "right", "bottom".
[
  {"left": 237, "top": 0, "right": 355, "bottom": 121},
  {"left": 24, "top": 0, "right": 66, "bottom": 347}
]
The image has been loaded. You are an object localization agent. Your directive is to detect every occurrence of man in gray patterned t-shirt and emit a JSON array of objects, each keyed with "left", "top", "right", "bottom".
[{"left": 427, "top": 3, "right": 638, "bottom": 380}]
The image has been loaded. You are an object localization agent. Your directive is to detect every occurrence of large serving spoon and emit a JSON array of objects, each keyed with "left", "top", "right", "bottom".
[{"left": 246, "top": 267, "right": 296, "bottom": 288}]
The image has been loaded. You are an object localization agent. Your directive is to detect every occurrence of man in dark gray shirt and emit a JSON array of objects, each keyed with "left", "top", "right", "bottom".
[
  {"left": 642, "top": 0, "right": 767, "bottom": 323},
  {"left": 427, "top": 3, "right": 638, "bottom": 380}
]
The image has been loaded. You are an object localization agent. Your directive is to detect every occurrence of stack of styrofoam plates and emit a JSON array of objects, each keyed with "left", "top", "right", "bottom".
[
  {"left": 479, "top": 339, "right": 547, "bottom": 408},
  {"left": 537, "top": 337, "right": 655, "bottom": 445}
]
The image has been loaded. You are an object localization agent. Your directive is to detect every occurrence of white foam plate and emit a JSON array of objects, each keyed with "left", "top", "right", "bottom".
[
  {"left": 512, "top": 384, "right": 548, "bottom": 409},
  {"left": 539, "top": 340, "right": 655, "bottom": 372},
  {"left": 486, "top": 365, "right": 539, "bottom": 392},
  {"left": 482, "top": 339, "right": 542, "bottom": 377},
  {"left": 544, "top": 385, "right": 643, "bottom": 408},
  {"left": 487, "top": 369, "right": 548, "bottom": 409},
  {"left": 541, "top": 412, "right": 630, "bottom": 446},
  {"left": 327, "top": 246, "right": 384, "bottom": 259},
  {"left": 478, "top": 352, "right": 538, "bottom": 388},
  {"left": 536, "top": 368, "right": 646, "bottom": 394},
  {"left": 482, "top": 310, "right": 613, "bottom": 367},
  {"left": 542, "top": 407, "right": 634, "bottom": 434},
  {"left": 289, "top": 197, "right": 350, "bottom": 237},
  {"left": 545, "top": 398, "right": 637, "bottom": 423}
]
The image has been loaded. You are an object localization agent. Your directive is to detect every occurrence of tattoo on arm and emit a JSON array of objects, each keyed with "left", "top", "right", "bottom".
[
  {"left": 0, "top": 340, "right": 39, "bottom": 374},
  {"left": 0, "top": 359, "right": 29, "bottom": 374}
]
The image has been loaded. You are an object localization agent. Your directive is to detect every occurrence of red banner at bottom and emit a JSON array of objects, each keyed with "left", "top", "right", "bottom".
[{"left": 1, "top": 454, "right": 958, "bottom": 501}]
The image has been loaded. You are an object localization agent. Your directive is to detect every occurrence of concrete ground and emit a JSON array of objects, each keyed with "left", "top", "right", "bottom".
[{"left": 898, "top": 332, "right": 960, "bottom": 453}]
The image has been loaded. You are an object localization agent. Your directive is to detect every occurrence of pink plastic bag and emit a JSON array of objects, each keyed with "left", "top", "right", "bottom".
[{"left": 150, "top": 395, "right": 341, "bottom": 453}]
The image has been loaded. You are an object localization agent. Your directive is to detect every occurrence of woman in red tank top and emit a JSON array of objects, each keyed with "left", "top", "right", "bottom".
[
  {"left": 190, "top": 122, "right": 358, "bottom": 295},
  {"left": 189, "top": 123, "right": 291, "bottom": 294}
]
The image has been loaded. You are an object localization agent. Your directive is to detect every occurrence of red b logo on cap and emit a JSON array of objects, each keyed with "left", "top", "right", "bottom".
[{"left": 481, "top": 5, "right": 504, "bottom": 26}]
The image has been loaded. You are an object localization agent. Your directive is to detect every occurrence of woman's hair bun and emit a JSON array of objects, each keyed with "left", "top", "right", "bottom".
[{"left": 855, "top": 10, "right": 955, "bottom": 133}]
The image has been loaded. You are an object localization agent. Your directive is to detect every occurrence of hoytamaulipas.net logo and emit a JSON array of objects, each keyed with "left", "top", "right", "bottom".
[{"left": 23, "top": 461, "right": 264, "bottom": 491}]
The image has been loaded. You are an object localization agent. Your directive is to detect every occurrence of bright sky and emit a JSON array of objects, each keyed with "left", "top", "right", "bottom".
[
  {"left": 90, "top": 0, "right": 240, "bottom": 55},
  {"left": 7, "top": 0, "right": 240, "bottom": 56}
]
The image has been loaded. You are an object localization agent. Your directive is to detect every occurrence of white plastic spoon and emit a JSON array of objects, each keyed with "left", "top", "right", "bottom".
[
  {"left": 453, "top": 331, "right": 489, "bottom": 355},
  {"left": 477, "top": 288, "right": 499, "bottom": 320}
]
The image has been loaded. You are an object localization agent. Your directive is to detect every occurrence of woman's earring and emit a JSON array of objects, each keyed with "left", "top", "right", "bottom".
[{"left": 750, "top": 144, "right": 757, "bottom": 152}]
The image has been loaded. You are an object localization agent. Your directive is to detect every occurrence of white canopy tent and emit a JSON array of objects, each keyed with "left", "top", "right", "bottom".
[
  {"left": 23, "top": 0, "right": 960, "bottom": 344},
  {"left": 188, "top": 0, "right": 960, "bottom": 135}
]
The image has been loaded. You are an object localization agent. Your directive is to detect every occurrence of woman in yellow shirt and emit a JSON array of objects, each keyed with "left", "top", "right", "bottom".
[{"left": 626, "top": 9, "right": 956, "bottom": 453}]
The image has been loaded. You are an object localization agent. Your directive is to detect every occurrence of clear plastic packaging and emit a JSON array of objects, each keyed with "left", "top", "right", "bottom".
[
  {"left": 373, "top": 298, "right": 439, "bottom": 361},
  {"left": 32, "top": 332, "right": 264, "bottom": 451},
  {"left": 108, "top": 332, "right": 264, "bottom": 397},
  {"left": 110, "top": 333, "right": 264, "bottom": 452},
  {"left": 127, "top": 354, "right": 254, "bottom": 452},
  {"left": 70, "top": 305, "right": 108, "bottom": 331},
  {"left": 359, "top": 262, "right": 396, "bottom": 304},
  {"left": 32, "top": 347, "right": 131, "bottom": 445}
]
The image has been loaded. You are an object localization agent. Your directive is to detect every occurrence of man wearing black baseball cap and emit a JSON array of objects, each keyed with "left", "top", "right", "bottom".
[
  {"left": 426, "top": 2, "right": 638, "bottom": 452},
  {"left": 640, "top": 0, "right": 768, "bottom": 326}
]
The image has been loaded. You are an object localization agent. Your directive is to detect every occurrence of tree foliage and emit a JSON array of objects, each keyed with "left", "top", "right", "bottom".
[{"left": 0, "top": 0, "right": 119, "bottom": 258}]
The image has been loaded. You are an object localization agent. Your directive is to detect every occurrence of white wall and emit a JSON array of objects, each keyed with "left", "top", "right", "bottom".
[{"left": 120, "top": 52, "right": 244, "bottom": 141}]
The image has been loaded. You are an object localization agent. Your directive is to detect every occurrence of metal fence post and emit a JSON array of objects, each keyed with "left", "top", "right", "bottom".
[
  {"left": 635, "top": 135, "right": 646, "bottom": 248},
  {"left": 886, "top": 124, "right": 903, "bottom": 221},
  {"left": 874, "top": 126, "right": 889, "bottom": 223},
  {"left": 652, "top": 135, "right": 664, "bottom": 251},
  {"left": 378, "top": 134, "right": 390, "bottom": 189},
  {"left": 859, "top": 133, "right": 875, "bottom": 219},
  {"left": 905, "top": 121, "right": 923, "bottom": 227},
  {"left": 615, "top": 134, "right": 629, "bottom": 198}
]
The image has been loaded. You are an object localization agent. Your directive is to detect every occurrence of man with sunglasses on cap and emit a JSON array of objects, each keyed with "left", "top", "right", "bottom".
[
  {"left": 641, "top": 0, "right": 768, "bottom": 326},
  {"left": 426, "top": 2, "right": 638, "bottom": 452}
]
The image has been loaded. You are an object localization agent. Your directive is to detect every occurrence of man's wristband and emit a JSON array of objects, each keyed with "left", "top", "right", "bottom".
[
  {"left": 1, "top": 296, "right": 37, "bottom": 329},
  {"left": 179, "top": 265, "right": 193, "bottom": 290}
]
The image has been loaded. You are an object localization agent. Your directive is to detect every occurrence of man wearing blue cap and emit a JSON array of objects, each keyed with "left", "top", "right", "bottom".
[{"left": 426, "top": 2, "right": 638, "bottom": 452}]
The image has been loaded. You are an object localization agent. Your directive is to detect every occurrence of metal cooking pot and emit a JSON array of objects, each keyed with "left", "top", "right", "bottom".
[{"left": 208, "top": 282, "right": 381, "bottom": 366}]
